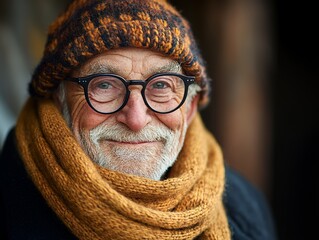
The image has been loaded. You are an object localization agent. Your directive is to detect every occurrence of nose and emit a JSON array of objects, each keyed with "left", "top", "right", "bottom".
[{"left": 116, "top": 89, "right": 152, "bottom": 132}]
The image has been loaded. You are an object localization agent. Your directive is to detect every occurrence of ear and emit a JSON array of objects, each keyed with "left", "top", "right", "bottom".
[{"left": 186, "top": 94, "right": 199, "bottom": 125}]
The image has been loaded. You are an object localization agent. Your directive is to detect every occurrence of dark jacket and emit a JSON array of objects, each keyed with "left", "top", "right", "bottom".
[{"left": 0, "top": 128, "right": 277, "bottom": 240}]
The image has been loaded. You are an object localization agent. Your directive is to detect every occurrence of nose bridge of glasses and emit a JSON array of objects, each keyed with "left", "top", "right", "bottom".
[
  {"left": 128, "top": 80, "right": 146, "bottom": 86},
  {"left": 127, "top": 80, "right": 145, "bottom": 91}
]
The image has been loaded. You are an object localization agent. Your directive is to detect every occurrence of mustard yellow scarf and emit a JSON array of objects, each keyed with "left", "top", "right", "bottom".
[{"left": 15, "top": 98, "right": 231, "bottom": 240}]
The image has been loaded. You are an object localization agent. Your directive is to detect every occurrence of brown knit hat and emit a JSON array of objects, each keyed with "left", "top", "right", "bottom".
[{"left": 29, "top": 0, "right": 210, "bottom": 107}]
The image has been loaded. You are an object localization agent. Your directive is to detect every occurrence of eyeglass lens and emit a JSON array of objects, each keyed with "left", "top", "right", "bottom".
[{"left": 87, "top": 75, "right": 186, "bottom": 113}]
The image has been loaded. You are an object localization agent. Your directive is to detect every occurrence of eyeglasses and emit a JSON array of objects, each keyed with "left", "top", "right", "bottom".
[{"left": 66, "top": 73, "right": 196, "bottom": 114}]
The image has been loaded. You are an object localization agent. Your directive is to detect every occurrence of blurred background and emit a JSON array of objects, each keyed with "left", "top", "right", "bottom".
[{"left": 0, "top": 0, "right": 317, "bottom": 239}]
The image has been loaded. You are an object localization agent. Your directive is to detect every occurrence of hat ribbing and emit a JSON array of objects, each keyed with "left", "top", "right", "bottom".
[{"left": 29, "top": 0, "right": 210, "bottom": 107}]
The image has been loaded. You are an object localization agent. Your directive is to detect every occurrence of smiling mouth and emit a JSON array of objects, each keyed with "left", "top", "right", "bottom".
[{"left": 105, "top": 140, "right": 159, "bottom": 145}]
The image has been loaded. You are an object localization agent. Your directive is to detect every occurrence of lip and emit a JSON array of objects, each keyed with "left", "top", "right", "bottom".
[{"left": 106, "top": 140, "right": 158, "bottom": 145}]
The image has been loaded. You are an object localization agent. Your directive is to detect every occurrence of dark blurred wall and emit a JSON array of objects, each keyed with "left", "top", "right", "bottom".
[
  {"left": 271, "top": 0, "right": 318, "bottom": 239},
  {"left": 0, "top": 0, "right": 71, "bottom": 146}
]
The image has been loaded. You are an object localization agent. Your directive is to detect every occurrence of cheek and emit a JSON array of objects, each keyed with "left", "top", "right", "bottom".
[
  {"left": 67, "top": 95, "right": 112, "bottom": 132},
  {"left": 77, "top": 106, "right": 109, "bottom": 129},
  {"left": 156, "top": 107, "right": 187, "bottom": 132}
]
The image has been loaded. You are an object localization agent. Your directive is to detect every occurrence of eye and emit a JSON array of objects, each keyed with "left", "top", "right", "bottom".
[
  {"left": 98, "top": 82, "right": 111, "bottom": 89},
  {"left": 152, "top": 81, "right": 168, "bottom": 89}
]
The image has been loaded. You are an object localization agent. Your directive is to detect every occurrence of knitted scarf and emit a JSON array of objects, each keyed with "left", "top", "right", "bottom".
[{"left": 15, "top": 98, "right": 231, "bottom": 240}]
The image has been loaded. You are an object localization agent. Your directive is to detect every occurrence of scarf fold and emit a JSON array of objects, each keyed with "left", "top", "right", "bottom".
[{"left": 15, "top": 98, "right": 231, "bottom": 240}]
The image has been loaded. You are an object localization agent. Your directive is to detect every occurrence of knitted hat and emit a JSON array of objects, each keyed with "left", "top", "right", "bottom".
[{"left": 29, "top": 0, "right": 210, "bottom": 107}]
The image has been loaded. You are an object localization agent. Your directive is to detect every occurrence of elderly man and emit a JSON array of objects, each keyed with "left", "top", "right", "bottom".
[{"left": 0, "top": 0, "right": 277, "bottom": 239}]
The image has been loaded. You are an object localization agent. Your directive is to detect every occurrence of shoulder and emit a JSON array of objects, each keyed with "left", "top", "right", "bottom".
[
  {"left": 0, "top": 128, "right": 76, "bottom": 240},
  {"left": 223, "top": 166, "right": 277, "bottom": 240}
]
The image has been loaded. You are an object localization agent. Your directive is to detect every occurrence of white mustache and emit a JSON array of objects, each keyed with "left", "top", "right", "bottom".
[{"left": 89, "top": 123, "right": 175, "bottom": 144}]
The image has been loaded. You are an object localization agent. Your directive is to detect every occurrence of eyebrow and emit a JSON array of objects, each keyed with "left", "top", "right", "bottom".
[
  {"left": 79, "top": 60, "right": 182, "bottom": 77},
  {"left": 154, "top": 61, "right": 181, "bottom": 74},
  {"left": 83, "top": 62, "right": 115, "bottom": 75}
]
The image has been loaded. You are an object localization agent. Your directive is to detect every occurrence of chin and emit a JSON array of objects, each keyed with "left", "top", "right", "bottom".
[{"left": 94, "top": 150, "right": 176, "bottom": 180}]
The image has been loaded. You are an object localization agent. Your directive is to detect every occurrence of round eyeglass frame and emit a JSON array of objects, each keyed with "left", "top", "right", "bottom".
[{"left": 66, "top": 72, "right": 196, "bottom": 114}]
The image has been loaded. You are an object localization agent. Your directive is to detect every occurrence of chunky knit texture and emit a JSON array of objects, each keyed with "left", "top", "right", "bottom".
[
  {"left": 29, "top": 0, "right": 210, "bottom": 107},
  {"left": 15, "top": 98, "right": 230, "bottom": 240}
]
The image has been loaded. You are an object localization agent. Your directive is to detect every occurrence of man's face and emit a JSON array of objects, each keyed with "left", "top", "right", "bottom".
[{"left": 55, "top": 48, "right": 198, "bottom": 180}]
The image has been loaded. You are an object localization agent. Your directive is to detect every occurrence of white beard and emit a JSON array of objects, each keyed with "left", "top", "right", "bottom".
[{"left": 79, "top": 121, "right": 187, "bottom": 180}]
